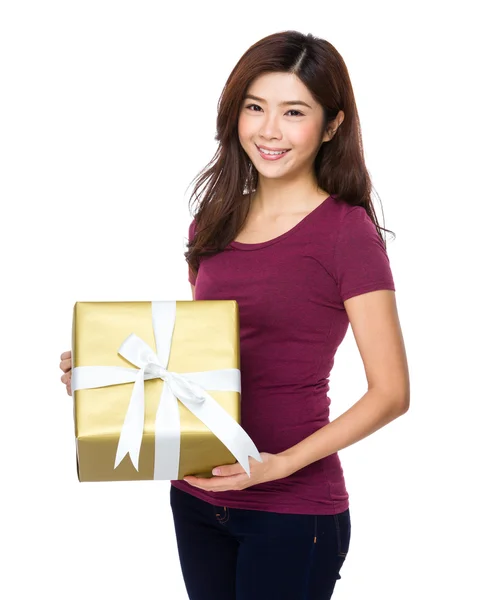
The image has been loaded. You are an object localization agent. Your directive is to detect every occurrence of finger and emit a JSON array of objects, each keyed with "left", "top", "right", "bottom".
[
  {"left": 213, "top": 464, "right": 245, "bottom": 476},
  {"left": 61, "top": 371, "right": 71, "bottom": 385},
  {"left": 184, "top": 476, "right": 214, "bottom": 488},
  {"left": 186, "top": 474, "right": 246, "bottom": 490},
  {"left": 60, "top": 358, "right": 72, "bottom": 373},
  {"left": 66, "top": 384, "right": 72, "bottom": 396},
  {"left": 60, "top": 350, "right": 72, "bottom": 360}
]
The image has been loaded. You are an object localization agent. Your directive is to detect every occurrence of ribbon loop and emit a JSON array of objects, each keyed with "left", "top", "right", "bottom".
[{"left": 118, "top": 333, "right": 158, "bottom": 369}]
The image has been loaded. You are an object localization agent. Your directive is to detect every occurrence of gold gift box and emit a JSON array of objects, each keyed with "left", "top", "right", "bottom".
[{"left": 72, "top": 300, "right": 241, "bottom": 482}]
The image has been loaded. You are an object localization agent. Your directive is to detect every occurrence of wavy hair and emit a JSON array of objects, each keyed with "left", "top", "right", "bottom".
[{"left": 185, "top": 30, "right": 395, "bottom": 280}]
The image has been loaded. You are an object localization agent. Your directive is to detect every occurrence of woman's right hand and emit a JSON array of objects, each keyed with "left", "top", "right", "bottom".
[{"left": 60, "top": 350, "right": 72, "bottom": 396}]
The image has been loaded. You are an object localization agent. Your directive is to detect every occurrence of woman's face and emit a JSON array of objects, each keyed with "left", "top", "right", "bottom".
[{"left": 238, "top": 72, "right": 331, "bottom": 181}]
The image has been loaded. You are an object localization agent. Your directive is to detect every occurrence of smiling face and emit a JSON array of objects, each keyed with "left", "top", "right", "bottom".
[{"left": 238, "top": 72, "right": 332, "bottom": 183}]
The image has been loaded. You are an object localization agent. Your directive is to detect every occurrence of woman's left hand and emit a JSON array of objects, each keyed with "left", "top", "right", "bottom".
[{"left": 183, "top": 452, "right": 292, "bottom": 492}]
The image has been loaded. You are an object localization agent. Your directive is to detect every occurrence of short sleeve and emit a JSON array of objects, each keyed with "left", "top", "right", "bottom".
[
  {"left": 187, "top": 218, "right": 197, "bottom": 285},
  {"left": 333, "top": 207, "right": 395, "bottom": 302}
]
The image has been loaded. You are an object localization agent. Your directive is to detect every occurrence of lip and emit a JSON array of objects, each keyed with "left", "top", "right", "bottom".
[
  {"left": 256, "top": 144, "right": 290, "bottom": 152},
  {"left": 255, "top": 144, "right": 291, "bottom": 161}
]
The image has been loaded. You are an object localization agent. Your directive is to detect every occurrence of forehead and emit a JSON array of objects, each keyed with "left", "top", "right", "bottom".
[{"left": 245, "top": 72, "right": 311, "bottom": 101}]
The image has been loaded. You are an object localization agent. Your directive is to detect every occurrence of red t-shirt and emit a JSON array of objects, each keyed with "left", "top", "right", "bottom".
[{"left": 171, "top": 194, "right": 395, "bottom": 514}]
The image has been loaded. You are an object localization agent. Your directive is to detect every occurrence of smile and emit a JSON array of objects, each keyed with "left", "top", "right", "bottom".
[{"left": 256, "top": 145, "right": 290, "bottom": 161}]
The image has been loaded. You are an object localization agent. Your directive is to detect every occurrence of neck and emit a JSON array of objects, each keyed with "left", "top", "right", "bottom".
[{"left": 252, "top": 174, "right": 328, "bottom": 216}]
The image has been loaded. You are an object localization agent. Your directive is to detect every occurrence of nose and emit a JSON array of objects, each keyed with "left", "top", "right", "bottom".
[{"left": 258, "top": 112, "right": 282, "bottom": 140}]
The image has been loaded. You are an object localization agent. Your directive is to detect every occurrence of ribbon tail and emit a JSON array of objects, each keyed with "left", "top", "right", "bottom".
[
  {"left": 178, "top": 389, "right": 262, "bottom": 478},
  {"left": 153, "top": 383, "right": 181, "bottom": 480},
  {"left": 114, "top": 367, "right": 146, "bottom": 471}
]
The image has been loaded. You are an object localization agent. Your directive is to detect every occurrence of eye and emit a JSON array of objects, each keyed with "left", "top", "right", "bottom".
[{"left": 244, "top": 104, "right": 304, "bottom": 117}]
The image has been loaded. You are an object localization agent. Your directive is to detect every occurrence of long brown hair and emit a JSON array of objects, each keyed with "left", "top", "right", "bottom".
[{"left": 185, "top": 30, "right": 395, "bottom": 280}]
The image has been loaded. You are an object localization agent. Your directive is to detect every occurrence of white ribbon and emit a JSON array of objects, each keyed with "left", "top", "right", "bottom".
[{"left": 71, "top": 301, "right": 262, "bottom": 479}]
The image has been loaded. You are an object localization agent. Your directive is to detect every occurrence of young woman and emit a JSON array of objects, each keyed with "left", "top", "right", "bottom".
[{"left": 60, "top": 30, "right": 409, "bottom": 600}]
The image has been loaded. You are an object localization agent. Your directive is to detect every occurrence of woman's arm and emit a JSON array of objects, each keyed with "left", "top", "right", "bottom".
[
  {"left": 184, "top": 289, "right": 410, "bottom": 491},
  {"left": 279, "top": 289, "right": 410, "bottom": 474}
]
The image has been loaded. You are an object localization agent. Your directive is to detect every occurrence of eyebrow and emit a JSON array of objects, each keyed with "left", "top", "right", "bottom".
[{"left": 244, "top": 94, "right": 313, "bottom": 109}]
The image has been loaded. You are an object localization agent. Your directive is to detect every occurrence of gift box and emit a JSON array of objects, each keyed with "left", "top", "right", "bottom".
[{"left": 71, "top": 300, "right": 261, "bottom": 482}]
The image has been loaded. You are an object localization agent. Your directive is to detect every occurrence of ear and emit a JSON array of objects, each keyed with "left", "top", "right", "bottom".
[
  {"left": 321, "top": 125, "right": 333, "bottom": 143},
  {"left": 322, "top": 111, "right": 345, "bottom": 143}
]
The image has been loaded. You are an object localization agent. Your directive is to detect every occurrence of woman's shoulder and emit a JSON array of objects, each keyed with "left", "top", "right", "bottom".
[{"left": 326, "top": 195, "right": 367, "bottom": 220}]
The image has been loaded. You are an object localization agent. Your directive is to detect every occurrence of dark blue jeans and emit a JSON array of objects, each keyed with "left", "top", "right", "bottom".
[{"left": 170, "top": 485, "right": 351, "bottom": 600}]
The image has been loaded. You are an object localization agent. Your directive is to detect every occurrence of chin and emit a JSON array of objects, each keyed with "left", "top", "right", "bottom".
[{"left": 257, "top": 170, "right": 294, "bottom": 182}]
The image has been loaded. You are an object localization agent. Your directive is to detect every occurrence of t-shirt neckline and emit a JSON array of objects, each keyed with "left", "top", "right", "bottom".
[{"left": 228, "top": 194, "right": 334, "bottom": 251}]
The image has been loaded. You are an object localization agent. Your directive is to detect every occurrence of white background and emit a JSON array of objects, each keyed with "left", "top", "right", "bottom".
[{"left": 1, "top": 1, "right": 493, "bottom": 599}]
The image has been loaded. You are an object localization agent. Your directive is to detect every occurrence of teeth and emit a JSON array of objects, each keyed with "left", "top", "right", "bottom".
[{"left": 259, "top": 147, "right": 287, "bottom": 155}]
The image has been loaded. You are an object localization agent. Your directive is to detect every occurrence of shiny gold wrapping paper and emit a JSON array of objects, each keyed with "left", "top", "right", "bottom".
[{"left": 72, "top": 300, "right": 241, "bottom": 482}]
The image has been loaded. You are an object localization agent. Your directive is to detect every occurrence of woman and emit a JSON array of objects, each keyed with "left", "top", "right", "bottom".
[{"left": 60, "top": 30, "right": 410, "bottom": 600}]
